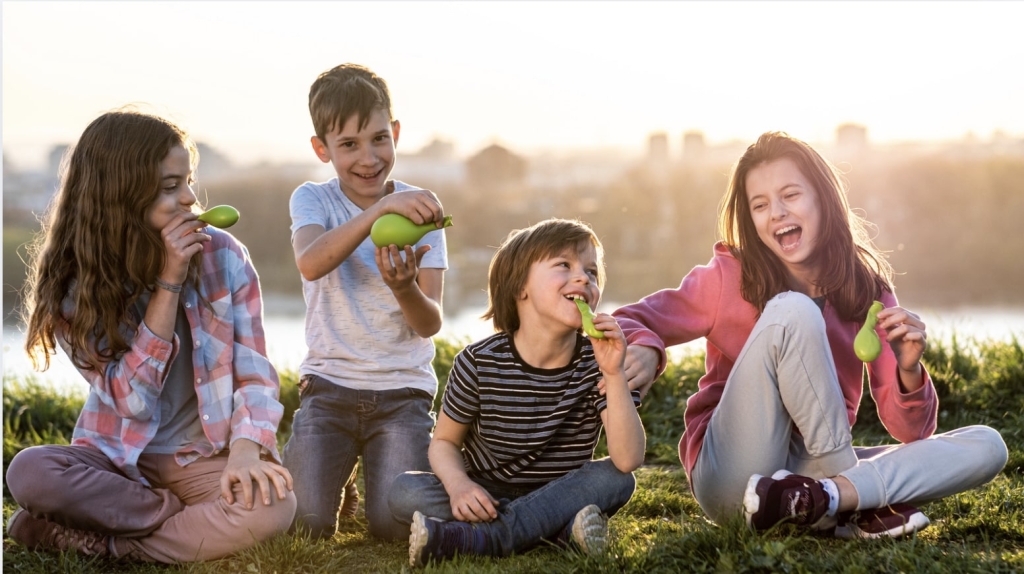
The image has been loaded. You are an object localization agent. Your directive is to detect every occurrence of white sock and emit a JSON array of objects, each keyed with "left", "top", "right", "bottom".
[{"left": 819, "top": 478, "right": 840, "bottom": 517}]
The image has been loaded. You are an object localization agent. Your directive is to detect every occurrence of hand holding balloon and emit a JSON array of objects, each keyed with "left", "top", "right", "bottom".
[{"left": 370, "top": 214, "right": 453, "bottom": 248}]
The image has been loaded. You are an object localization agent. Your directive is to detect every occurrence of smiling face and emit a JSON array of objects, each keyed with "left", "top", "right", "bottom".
[
  {"left": 146, "top": 144, "right": 196, "bottom": 231},
  {"left": 517, "top": 243, "right": 602, "bottom": 336},
  {"left": 745, "top": 157, "right": 822, "bottom": 279},
  {"left": 312, "top": 107, "right": 400, "bottom": 209}
]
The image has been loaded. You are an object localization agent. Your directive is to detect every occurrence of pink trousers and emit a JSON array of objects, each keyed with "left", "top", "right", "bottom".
[{"left": 6, "top": 444, "right": 297, "bottom": 563}]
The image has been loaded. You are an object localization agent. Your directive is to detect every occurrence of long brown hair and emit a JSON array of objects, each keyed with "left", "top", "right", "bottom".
[
  {"left": 22, "top": 109, "right": 201, "bottom": 372},
  {"left": 483, "top": 218, "right": 605, "bottom": 334},
  {"left": 718, "top": 131, "right": 893, "bottom": 321}
]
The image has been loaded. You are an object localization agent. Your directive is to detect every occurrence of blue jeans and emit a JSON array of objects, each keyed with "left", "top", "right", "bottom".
[
  {"left": 388, "top": 458, "right": 636, "bottom": 556},
  {"left": 282, "top": 375, "right": 434, "bottom": 540}
]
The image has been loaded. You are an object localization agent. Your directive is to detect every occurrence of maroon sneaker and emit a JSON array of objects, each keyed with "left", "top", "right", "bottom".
[
  {"left": 743, "top": 470, "right": 833, "bottom": 530},
  {"left": 834, "top": 503, "right": 930, "bottom": 539},
  {"left": 6, "top": 508, "right": 111, "bottom": 556}
]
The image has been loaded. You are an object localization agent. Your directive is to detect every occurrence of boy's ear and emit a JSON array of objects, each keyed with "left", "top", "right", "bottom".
[
  {"left": 391, "top": 120, "right": 401, "bottom": 147},
  {"left": 310, "top": 136, "right": 331, "bottom": 163}
]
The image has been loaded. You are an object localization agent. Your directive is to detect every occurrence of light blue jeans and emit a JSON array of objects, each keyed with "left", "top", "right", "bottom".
[
  {"left": 388, "top": 458, "right": 636, "bottom": 556},
  {"left": 282, "top": 375, "right": 434, "bottom": 540}
]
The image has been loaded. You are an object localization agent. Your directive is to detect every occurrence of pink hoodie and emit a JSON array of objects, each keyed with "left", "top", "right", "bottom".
[{"left": 614, "top": 242, "right": 938, "bottom": 481}]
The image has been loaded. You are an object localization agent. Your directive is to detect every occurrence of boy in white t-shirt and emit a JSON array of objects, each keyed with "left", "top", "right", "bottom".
[{"left": 283, "top": 63, "right": 449, "bottom": 541}]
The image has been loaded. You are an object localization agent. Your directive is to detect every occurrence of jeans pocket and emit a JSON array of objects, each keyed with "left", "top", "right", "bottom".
[{"left": 298, "top": 374, "right": 317, "bottom": 398}]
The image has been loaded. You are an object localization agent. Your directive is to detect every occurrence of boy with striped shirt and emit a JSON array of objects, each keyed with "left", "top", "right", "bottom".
[{"left": 388, "top": 218, "right": 646, "bottom": 567}]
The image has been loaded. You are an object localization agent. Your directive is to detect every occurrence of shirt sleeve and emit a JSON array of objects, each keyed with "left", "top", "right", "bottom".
[
  {"left": 866, "top": 290, "right": 938, "bottom": 442},
  {"left": 289, "top": 182, "right": 329, "bottom": 238},
  {"left": 57, "top": 305, "right": 176, "bottom": 423}
]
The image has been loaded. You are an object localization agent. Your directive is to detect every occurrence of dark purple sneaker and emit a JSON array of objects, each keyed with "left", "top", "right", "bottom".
[
  {"left": 743, "top": 470, "right": 833, "bottom": 530},
  {"left": 409, "top": 511, "right": 488, "bottom": 568},
  {"left": 835, "top": 503, "right": 930, "bottom": 539}
]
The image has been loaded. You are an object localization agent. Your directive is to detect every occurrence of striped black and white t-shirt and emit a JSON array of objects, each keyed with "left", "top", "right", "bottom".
[{"left": 442, "top": 331, "right": 642, "bottom": 488}]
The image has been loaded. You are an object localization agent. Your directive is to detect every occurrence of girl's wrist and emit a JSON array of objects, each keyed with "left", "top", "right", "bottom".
[{"left": 154, "top": 277, "right": 183, "bottom": 293}]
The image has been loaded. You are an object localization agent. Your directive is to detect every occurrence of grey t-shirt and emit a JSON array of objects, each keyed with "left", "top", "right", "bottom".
[
  {"left": 142, "top": 303, "right": 208, "bottom": 455},
  {"left": 289, "top": 178, "right": 448, "bottom": 394}
]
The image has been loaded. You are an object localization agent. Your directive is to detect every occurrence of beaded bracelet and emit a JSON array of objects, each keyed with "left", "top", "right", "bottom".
[{"left": 154, "top": 278, "right": 183, "bottom": 293}]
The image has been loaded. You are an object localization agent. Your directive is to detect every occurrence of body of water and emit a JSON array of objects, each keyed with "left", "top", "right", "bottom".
[{"left": 4, "top": 305, "right": 1023, "bottom": 396}]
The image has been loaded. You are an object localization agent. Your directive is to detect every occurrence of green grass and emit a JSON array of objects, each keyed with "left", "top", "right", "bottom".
[{"left": 4, "top": 335, "right": 1024, "bottom": 572}]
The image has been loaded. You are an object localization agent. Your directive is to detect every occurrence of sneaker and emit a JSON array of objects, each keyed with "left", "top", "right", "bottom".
[
  {"left": 569, "top": 504, "right": 608, "bottom": 555},
  {"left": 340, "top": 478, "right": 360, "bottom": 518},
  {"left": 6, "top": 508, "right": 110, "bottom": 556},
  {"left": 834, "top": 503, "right": 930, "bottom": 539},
  {"left": 409, "top": 511, "right": 487, "bottom": 568},
  {"left": 743, "top": 470, "right": 832, "bottom": 530}
]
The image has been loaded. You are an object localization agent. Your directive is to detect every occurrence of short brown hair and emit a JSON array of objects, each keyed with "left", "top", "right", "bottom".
[
  {"left": 483, "top": 218, "right": 605, "bottom": 334},
  {"left": 308, "top": 63, "right": 393, "bottom": 140}
]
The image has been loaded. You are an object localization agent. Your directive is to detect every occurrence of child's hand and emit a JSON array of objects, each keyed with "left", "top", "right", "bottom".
[
  {"left": 381, "top": 188, "right": 444, "bottom": 226},
  {"left": 877, "top": 305, "right": 928, "bottom": 389},
  {"left": 220, "top": 441, "right": 293, "bottom": 509},
  {"left": 376, "top": 244, "right": 431, "bottom": 293},
  {"left": 598, "top": 345, "right": 659, "bottom": 399},
  {"left": 448, "top": 479, "right": 499, "bottom": 523},
  {"left": 589, "top": 313, "right": 626, "bottom": 378},
  {"left": 159, "top": 212, "right": 209, "bottom": 284}
]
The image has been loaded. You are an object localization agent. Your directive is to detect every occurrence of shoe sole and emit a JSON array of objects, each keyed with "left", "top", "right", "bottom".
[
  {"left": 835, "top": 511, "right": 930, "bottom": 539},
  {"left": 5, "top": 508, "right": 26, "bottom": 540},
  {"left": 409, "top": 511, "right": 429, "bottom": 568},
  {"left": 571, "top": 504, "right": 608, "bottom": 555}
]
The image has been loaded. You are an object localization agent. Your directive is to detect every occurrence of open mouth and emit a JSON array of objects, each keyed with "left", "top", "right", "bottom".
[
  {"left": 565, "top": 293, "right": 588, "bottom": 306},
  {"left": 354, "top": 167, "right": 383, "bottom": 181},
  {"left": 774, "top": 225, "right": 802, "bottom": 252}
]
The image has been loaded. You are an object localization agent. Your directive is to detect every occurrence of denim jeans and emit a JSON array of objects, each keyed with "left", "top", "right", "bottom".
[
  {"left": 388, "top": 458, "right": 636, "bottom": 556},
  {"left": 282, "top": 375, "right": 434, "bottom": 540}
]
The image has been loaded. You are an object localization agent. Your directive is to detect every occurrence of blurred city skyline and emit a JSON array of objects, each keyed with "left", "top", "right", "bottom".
[{"left": 4, "top": 1, "right": 1024, "bottom": 171}]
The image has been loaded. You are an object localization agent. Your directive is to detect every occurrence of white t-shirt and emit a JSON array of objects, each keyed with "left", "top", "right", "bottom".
[{"left": 289, "top": 178, "right": 448, "bottom": 394}]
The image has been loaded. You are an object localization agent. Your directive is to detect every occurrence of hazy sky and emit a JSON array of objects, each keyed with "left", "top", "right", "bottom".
[{"left": 3, "top": 1, "right": 1024, "bottom": 169}]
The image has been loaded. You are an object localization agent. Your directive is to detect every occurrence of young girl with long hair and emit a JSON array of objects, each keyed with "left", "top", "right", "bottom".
[
  {"left": 613, "top": 131, "right": 1007, "bottom": 538},
  {"left": 5, "top": 109, "right": 296, "bottom": 562}
]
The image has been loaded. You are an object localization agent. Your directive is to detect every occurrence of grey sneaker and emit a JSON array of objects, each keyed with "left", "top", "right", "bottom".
[
  {"left": 6, "top": 508, "right": 111, "bottom": 556},
  {"left": 570, "top": 504, "right": 608, "bottom": 555}
]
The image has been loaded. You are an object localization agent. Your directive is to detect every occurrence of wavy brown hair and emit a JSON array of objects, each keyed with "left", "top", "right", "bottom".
[
  {"left": 483, "top": 218, "right": 605, "bottom": 334},
  {"left": 718, "top": 131, "right": 893, "bottom": 321},
  {"left": 22, "top": 110, "right": 201, "bottom": 372}
]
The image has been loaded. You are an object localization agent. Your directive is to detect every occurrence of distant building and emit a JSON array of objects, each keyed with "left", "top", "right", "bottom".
[
  {"left": 466, "top": 143, "right": 526, "bottom": 188},
  {"left": 647, "top": 132, "right": 669, "bottom": 166},
  {"left": 682, "top": 131, "right": 706, "bottom": 163},
  {"left": 392, "top": 137, "right": 465, "bottom": 188},
  {"left": 836, "top": 123, "right": 869, "bottom": 158}
]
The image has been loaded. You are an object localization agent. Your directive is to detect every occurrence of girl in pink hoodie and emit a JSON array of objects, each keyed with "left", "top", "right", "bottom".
[{"left": 614, "top": 131, "right": 1006, "bottom": 539}]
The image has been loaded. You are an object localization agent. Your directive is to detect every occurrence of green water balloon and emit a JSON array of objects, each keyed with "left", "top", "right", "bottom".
[
  {"left": 370, "top": 214, "right": 453, "bottom": 248},
  {"left": 197, "top": 205, "right": 240, "bottom": 229}
]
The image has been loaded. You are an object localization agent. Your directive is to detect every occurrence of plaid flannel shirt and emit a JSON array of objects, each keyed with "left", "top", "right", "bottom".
[{"left": 65, "top": 228, "right": 283, "bottom": 485}]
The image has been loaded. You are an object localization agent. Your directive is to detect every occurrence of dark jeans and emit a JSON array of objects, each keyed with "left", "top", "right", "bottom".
[
  {"left": 388, "top": 458, "right": 636, "bottom": 555},
  {"left": 282, "top": 375, "right": 434, "bottom": 540}
]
